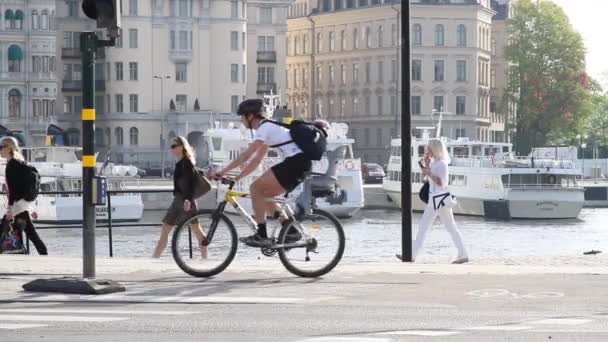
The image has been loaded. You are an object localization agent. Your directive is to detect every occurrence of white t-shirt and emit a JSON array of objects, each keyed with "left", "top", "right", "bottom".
[
  {"left": 429, "top": 159, "right": 449, "bottom": 194},
  {"left": 255, "top": 121, "right": 302, "bottom": 158}
]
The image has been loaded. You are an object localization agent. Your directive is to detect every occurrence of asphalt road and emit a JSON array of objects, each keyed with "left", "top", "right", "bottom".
[{"left": 2, "top": 270, "right": 608, "bottom": 341}]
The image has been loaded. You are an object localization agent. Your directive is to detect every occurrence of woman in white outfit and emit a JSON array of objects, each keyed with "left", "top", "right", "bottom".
[{"left": 414, "top": 138, "right": 468, "bottom": 264}]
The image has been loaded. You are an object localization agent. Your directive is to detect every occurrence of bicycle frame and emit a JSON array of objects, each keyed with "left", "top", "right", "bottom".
[{"left": 205, "top": 178, "right": 309, "bottom": 249}]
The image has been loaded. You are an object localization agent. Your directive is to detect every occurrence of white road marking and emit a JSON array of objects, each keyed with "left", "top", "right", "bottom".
[
  {"left": 0, "top": 308, "right": 199, "bottom": 315},
  {"left": 531, "top": 319, "right": 592, "bottom": 326},
  {"left": 534, "top": 329, "right": 608, "bottom": 333},
  {"left": 14, "top": 294, "right": 308, "bottom": 304},
  {"left": 0, "top": 314, "right": 127, "bottom": 322},
  {"left": 0, "top": 323, "right": 48, "bottom": 330},
  {"left": 298, "top": 338, "right": 393, "bottom": 342},
  {"left": 464, "top": 325, "right": 532, "bottom": 331},
  {"left": 378, "top": 330, "right": 462, "bottom": 336}
]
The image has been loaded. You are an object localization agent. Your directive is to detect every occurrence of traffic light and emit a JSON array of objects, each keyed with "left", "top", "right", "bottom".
[{"left": 82, "top": 0, "right": 121, "bottom": 37}]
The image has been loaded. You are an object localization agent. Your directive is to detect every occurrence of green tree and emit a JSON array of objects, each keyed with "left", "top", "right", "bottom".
[
  {"left": 506, "top": 0, "right": 593, "bottom": 154},
  {"left": 585, "top": 94, "right": 608, "bottom": 148}
]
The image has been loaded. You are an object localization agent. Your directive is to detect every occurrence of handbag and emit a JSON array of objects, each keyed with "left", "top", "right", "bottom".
[
  {"left": 419, "top": 181, "right": 430, "bottom": 204},
  {"left": 191, "top": 167, "right": 212, "bottom": 199},
  {"left": 0, "top": 216, "right": 26, "bottom": 254},
  {"left": 431, "top": 192, "right": 457, "bottom": 211}
]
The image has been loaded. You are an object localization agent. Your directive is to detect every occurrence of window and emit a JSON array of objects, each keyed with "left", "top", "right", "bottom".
[
  {"left": 365, "top": 27, "right": 372, "bottom": 48},
  {"left": 115, "top": 94, "right": 124, "bottom": 112},
  {"left": 73, "top": 64, "right": 81, "bottom": 80},
  {"left": 376, "top": 128, "right": 383, "bottom": 147},
  {"left": 378, "top": 26, "right": 384, "bottom": 47},
  {"left": 329, "top": 65, "right": 335, "bottom": 84},
  {"left": 231, "top": 0, "right": 238, "bottom": 18},
  {"left": 329, "top": 32, "right": 335, "bottom": 51},
  {"left": 364, "top": 128, "right": 370, "bottom": 146},
  {"left": 231, "top": 64, "right": 239, "bottom": 82},
  {"left": 455, "top": 128, "right": 466, "bottom": 139},
  {"left": 115, "top": 62, "right": 123, "bottom": 80},
  {"left": 365, "top": 96, "right": 371, "bottom": 114},
  {"left": 340, "top": 30, "right": 346, "bottom": 50},
  {"left": 434, "top": 60, "right": 444, "bottom": 81},
  {"left": 434, "top": 24, "right": 444, "bottom": 46},
  {"left": 365, "top": 62, "right": 371, "bottom": 83},
  {"left": 353, "top": 28, "right": 359, "bottom": 49},
  {"left": 378, "top": 61, "right": 384, "bottom": 82},
  {"left": 129, "top": 29, "right": 138, "bottom": 48},
  {"left": 457, "top": 24, "right": 467, "bottom": 47},
  {"left": 176, "top": 63, "right": 187, "bottom": 81},
  {"left": 170, "top": 31, "right": 176, "bottom": 50},
  {"left": 115, "top": 127, "right": 124, "bottom": 145},
  {"left": 260, "top": 7, "right": 272, "bottom": 24},
  {"left": 242, "top": 65, "right": 246, "bottom": 83},
  {"left": 392, "top": 24, "right": 397, "bottom": 46},
  {"left": 377, "top": 95, "right": 383, "bottom": 115},
  {"left": 257, "top": 36, "right": 275, "bottom": 51},
  {"left": 129, "top": 95, "right": 139, "bottom": 112},
  {"left": 391, "top": 59, "right": 397, "bottom": 81},
  {"left": 257, "top": 67, "right": 275, "bottom": 84},
  {"left": 456, "top": 96, "right": 466, "bottom": 115},
  {"left": 129, "top": 0, "right": 138, "bottom": 15},
  {"left": 179, "top": 31, "right": 189, "bottom": 50},
  {"left": 67, "top": 1, "right": 79, "bottom": 18},
  {"left": 457, "top": 60, "right": 467, "bottom": 81},
  {"left": 491, "top": 38, "right": 497, "bottom": 56},
  {"left": 176, "top": 95, "right": 187, "bottom": 111},
  {"left": 490, "top": 96, "right": 497, "bottom": 113},
  {"left": 413, "top": 24, "right": 422, "bottom": 46},
  {"left": 293, "top": 69, "right": 298, "bottom": 87},
  {"left": 412, "top": 60, "right": 422, "bottom": 81},
  {"left": 433, "top": 95, "right": 444, "bottom": 112},
  {"left": 491, "top": 68, "right": 496, "bottom": 88},
  {"left": 231, "top": 95, "right": 239, "bottom": 113},
  {"left": 231, "top": 31, "right": 239, "bottom": 50},
  {"left": 316, "top": 65, "right": 322, "bottom": 86},
  {"left": 32, "top": 10, "right": 39, "bottom": 30},
  {"left": 242, "top": 32, "right": 246, "bottom": 49},
  {"left": 129, "top": 127, "right": 139, "bottom": 145},
  {"left": 116, "top": 29, "right": 123, "bottom": 48},
  {"left": 40, "top": 10, "right": 48, "bottom": 30},
  {"left": 316, "top": 32, "right": 322, "bottom": 52},
  {"left": 340, "top": 96, "right": 346, "bottom": 117},
  {"left": 411, "top": 96, "right": 421, "bottom": 115},
  {"left": 8, "top": 45, "right": 23, "bottom": 72},
  {"left": 303, "top": 68, "right": 308, "bottom": 86},
  {"left": 303, "top": 34, "right": 309, "bottom": 54},
  {"left": 178, "top": 0, "right": 192, "bottom": 17},
  {"left": 129, "top": 62, "right": 138, "bottom": 80},
  {"left": 340, "top": 64, "right": 346, "bottom": 84},
  {"left": 8, "top": 89, "right": 20, "bottom": 117},
  {"left": 353, "top": 63, "right": 359, "bottom": 82},
  {"left": 63, "top": 96, "right": 73, "bottom": 114},
  {"left": 390, "top": 95, "right": 397, "bottom": 115},
  {"left": 353, "top": 97, "right": 359, "bottom": 116}
]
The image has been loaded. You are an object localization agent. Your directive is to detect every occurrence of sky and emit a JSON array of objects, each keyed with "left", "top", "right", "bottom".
[{"left": 549, "top": 0, "right": 607, "bottom": 82}]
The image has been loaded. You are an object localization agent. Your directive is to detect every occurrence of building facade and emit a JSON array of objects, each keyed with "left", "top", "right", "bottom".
[
  {"left": 55, "top": 0, "right": 288, "bottom": 169},
  {"left": 0, "top": 0, "right": 58, "bottom": 146},
  {"left": 287, "top": 0, "right": 508, "bottom": 164}
]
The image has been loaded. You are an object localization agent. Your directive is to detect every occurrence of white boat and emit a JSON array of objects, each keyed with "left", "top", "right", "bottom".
[
  {"left": 383, "top": 132, "right": 584, "bottom": 219},
  {"left": 0, "top": 146, "right": 144, "bottom": 223}
]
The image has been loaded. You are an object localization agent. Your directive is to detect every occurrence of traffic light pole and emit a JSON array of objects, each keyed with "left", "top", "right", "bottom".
[{"left": 81, "top": 32, "right": 97, "bottom": 278}]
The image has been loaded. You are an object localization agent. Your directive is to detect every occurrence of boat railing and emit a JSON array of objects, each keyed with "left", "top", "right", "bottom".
[
  {"left": 505, "top": 183, "right": 583, "bottom": 190},
  {"left": 450, "top": 155, "right": 577, "bottom": 169}
]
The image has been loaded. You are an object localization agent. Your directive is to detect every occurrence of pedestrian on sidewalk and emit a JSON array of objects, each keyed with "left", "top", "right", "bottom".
[
  {"left": 414, "top": 138, "right": 468, "bottom": 264},
  {"left": 153, "top": 136, "right": 207, "bottom": 258},
  {"left": 0, "top": 136, "right": 47, "bottom": 255}
]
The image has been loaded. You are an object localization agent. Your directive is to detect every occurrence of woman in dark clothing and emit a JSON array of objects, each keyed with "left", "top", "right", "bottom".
[
  {"left": 153, "top": 136, "right": 207, "bottom": 258},
  {"left": 1, "top": 136, "right": 47, "bottom": 255}
]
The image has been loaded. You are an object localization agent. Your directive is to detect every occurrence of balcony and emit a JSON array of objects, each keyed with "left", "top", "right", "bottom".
[
  {"left": 29, "top": 72, "right": 56, "bottom": 81},
  {"left": 62, "top": 79, "right": 106, "bottom": 92},
  {"left": 256, "top": 82, "right": 276, "bottom": 94},
  {"left": 0, "top": 72, "right": 26, "bottom": 81},
  {"left": 62, "top": 47, "right": 105, "bottom": 59},
  {"left": 256, "top": 51, "right": 277, "bottom": 63},
  {"left": 169, "top": 50, "right": 193, "bottom": 62}
]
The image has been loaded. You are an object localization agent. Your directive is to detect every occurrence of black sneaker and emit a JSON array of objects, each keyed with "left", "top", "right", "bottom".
[
  {"left": 239, "top": 233, "right": 272, "bottom": 248},
  {"left": 282, "top": 220, "right": 303, "bottom": 244}
]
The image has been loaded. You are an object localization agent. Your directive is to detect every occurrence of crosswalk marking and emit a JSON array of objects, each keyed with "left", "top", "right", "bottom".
[
  {"left": 0, "top": 314, "right": 127, "bottom": 322},
  {"left": 378, "top": 330, "right": 462, "bottom": 336},
  {"left": 531, "top": 319, "right": 592, "bottom": 326},
  {"left": 14, "top": 294, "right": 307, "bottom": 304},
  {"left": 0, "top": 323, "right": 48, "bottom": 330},
  {"left": 464, "top": 325, "right": 532, "bottom": 331},
  {"left": 0, "top": 308, "right": 198, "bottom": 315}
]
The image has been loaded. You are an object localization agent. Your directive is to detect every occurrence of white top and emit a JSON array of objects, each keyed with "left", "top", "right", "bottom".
[
  {"left": 255, "top": 121, "right": 302, "bottom": 158},
  {"left": 429, "top": 159, "right": 449, "bottom": 194}
]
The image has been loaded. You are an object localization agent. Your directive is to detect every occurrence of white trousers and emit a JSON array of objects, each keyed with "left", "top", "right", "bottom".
[{"left": 413, "top": 202, "right": 468, "bottom": 260}]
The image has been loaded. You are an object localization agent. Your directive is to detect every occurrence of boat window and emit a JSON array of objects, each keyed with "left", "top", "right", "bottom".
[
  {"left": 472, "top": 146, "right": 482, "bottom": 156},
  {"left": 211, "top": 137, "right": 222, "bottom": 151},
  {"left": 453, "top": 147, "right": 468, "bottom": 158},
  {"left": 418, "top": 146, "right": 424, "bottom": 157},
  {"left": 503, "top": 146, "right": 510, "bottom": 153}
]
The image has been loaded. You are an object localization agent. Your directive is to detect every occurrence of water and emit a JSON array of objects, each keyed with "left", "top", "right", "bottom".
[{"left": 30, "top": 209, "right": 608, "bottom": 261}]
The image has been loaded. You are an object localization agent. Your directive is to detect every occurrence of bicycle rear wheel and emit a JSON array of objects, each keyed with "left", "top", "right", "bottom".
[
  {"left": 171, "top": 210, "right": 238, "bottom": 277},
  {"left": 277, "top": 209, "right": 345, "bottom": 278}
]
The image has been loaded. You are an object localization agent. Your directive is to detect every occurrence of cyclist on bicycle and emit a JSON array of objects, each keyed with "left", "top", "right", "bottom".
[{"left": 211, "top": 99, "right": 326, "bottom": 247}]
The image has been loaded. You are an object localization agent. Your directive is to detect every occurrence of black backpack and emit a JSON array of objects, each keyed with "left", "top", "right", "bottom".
[
  {"left": 262, "top": 120, "right": 328, "bottom": 161},
  {"left": 21, "top": 162, "right": 40, "bottom": 202}
]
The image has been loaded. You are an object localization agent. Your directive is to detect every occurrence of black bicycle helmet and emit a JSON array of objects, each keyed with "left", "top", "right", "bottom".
[{"left": 237, "top": 98, "right": 264, "bottom": 116}]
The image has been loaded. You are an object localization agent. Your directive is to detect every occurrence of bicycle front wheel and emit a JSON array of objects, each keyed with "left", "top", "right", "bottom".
[
  {"left": 171, "top": 210, "right": 238, "bottom": 277},
  {"left": 277, "top": 209, "right": 345, "bottom": 278}
]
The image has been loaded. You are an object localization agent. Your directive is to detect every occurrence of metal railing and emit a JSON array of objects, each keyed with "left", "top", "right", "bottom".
[{"left": 5, "top": 188, "right": 188, "bottom": 257}]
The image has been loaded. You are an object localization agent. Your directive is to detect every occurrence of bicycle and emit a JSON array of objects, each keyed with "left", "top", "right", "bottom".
[{"left": 170, "top": 169, "right": 346, "bottom": 278}]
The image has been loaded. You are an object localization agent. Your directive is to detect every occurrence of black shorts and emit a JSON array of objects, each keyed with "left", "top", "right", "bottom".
[{"left": 271, "top": 153, "right": 312, "bottom": 192}]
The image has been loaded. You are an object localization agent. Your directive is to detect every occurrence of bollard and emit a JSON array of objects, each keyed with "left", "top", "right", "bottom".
[{"left": 107, "top": 191, "right": 113, "bottom": 257}]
